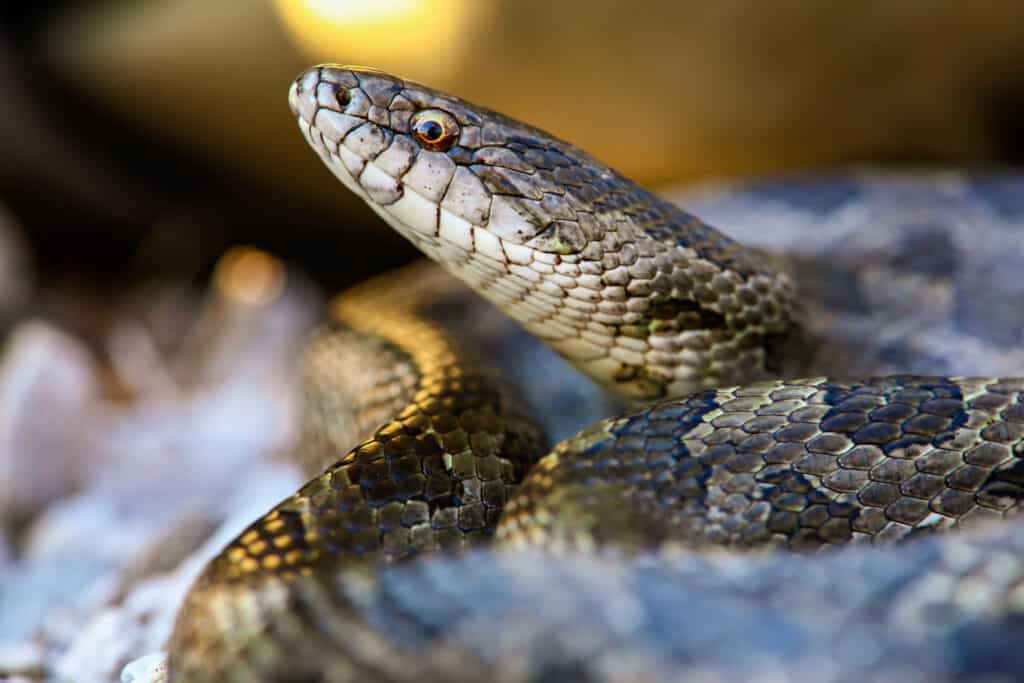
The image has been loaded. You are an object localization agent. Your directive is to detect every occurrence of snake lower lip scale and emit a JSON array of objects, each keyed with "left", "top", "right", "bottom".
[{"left": 166, "top": 65, "right": 1024, "bottom": 682}]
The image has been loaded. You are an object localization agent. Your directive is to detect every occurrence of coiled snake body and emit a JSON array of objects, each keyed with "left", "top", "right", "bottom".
[{"left": 167, "top": 66, "right": 1024, "bottom": 682}]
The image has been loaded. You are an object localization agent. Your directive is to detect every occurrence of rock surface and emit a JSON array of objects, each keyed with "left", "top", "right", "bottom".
[{"left": 0, "top": 245, "right": 317, "bottom": 682}]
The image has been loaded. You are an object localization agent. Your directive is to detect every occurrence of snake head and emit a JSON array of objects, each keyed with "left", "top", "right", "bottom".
[
  {"left": 290, "top": 65, "right": 801, "bottom": 400},
  {"left": 287, "top": 64, "right": 636, "bottom": 258}
]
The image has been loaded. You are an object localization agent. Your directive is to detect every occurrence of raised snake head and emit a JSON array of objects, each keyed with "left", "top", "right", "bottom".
[{"left": 290, "top": 65, "right": 801, "bottom": 399}]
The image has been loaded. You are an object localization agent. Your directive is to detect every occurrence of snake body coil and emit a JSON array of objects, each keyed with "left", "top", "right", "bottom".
[{"left": 167, "top": 66, "right": 1024, "bottom": 682}]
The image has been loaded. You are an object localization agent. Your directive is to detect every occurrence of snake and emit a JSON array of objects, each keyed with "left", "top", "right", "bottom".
[{"left": 165, "top": 65, "right": 1024, "bottom": 682}]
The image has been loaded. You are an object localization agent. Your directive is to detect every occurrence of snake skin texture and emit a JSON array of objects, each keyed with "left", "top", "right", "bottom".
[
  {"left": 498, "top": 376, "right": 1024, "bottom": 552},
  {"left": 166, "top": 66, "right": 1024, "bottom": 682},
  {"left": 168, "top": 268, "right": 545, "bottom": 680}
]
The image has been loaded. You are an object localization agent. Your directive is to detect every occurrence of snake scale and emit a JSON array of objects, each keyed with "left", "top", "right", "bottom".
[{"left": 166, "top": 66, "right": 1024, "bottom": 682}]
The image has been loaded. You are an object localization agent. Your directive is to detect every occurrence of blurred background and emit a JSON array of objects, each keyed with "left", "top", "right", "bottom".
[
  {"left": 4, "top": 0, "right": 1024, "bottom": 288},
  {"left": 2, "top": 2, "right": 1024, "bottom": 680}
]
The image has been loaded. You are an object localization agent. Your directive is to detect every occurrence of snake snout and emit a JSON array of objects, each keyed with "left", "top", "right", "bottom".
[{"left": 289, "top": 66, "right": 397, "bottom": 201}]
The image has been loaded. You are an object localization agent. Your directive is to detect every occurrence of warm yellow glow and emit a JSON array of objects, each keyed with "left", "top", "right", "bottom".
[
  {"left": 274, "top": 0, "right": 485, "bottom": 83},
  {"left": 294, "top": 0, "right": 426, "bottom": 23},
  {"left": 214, "top": 246, "right": 286, "bottom": 307}
]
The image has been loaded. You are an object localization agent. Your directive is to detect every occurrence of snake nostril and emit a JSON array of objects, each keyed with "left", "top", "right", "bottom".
[{"left": 336, "top": 89, "right": 351, "bottom": 109}]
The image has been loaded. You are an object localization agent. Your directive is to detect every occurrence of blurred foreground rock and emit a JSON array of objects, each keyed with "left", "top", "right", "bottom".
[
  {"left": 121, "top": 653, "right": 166, "bottom": 683},
  {"left": 0, "top": 248, "right": 319, "bottom": 682},
  {"left": 0, "top": 322, "right": 99, "bottom": 531}
]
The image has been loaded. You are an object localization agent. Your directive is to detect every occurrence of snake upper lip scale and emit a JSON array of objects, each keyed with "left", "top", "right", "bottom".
[{"left": 165, "top": 65, "right": 1024, "bottom": 682}]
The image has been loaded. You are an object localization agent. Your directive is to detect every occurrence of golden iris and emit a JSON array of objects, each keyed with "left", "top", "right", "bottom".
[{"left": 410, "top": 109, "right": 459, "bottom": 151}]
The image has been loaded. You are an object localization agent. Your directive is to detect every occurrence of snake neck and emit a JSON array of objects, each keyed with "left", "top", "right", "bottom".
[{"left": 396, "top": 194, "right": 808, "bottom": 400}]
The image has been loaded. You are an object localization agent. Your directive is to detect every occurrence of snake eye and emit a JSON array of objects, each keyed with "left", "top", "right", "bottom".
[{"left": 410, "top": 109, "right": 459, "bottom": 151}]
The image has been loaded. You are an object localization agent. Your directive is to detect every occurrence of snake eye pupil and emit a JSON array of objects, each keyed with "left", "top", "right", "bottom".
[
  {"left": 410, "top": 109, "right": 459, "bottom": 151},
  {"left": 419, "top": 120, "right": 443, "bottom": 142}
]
